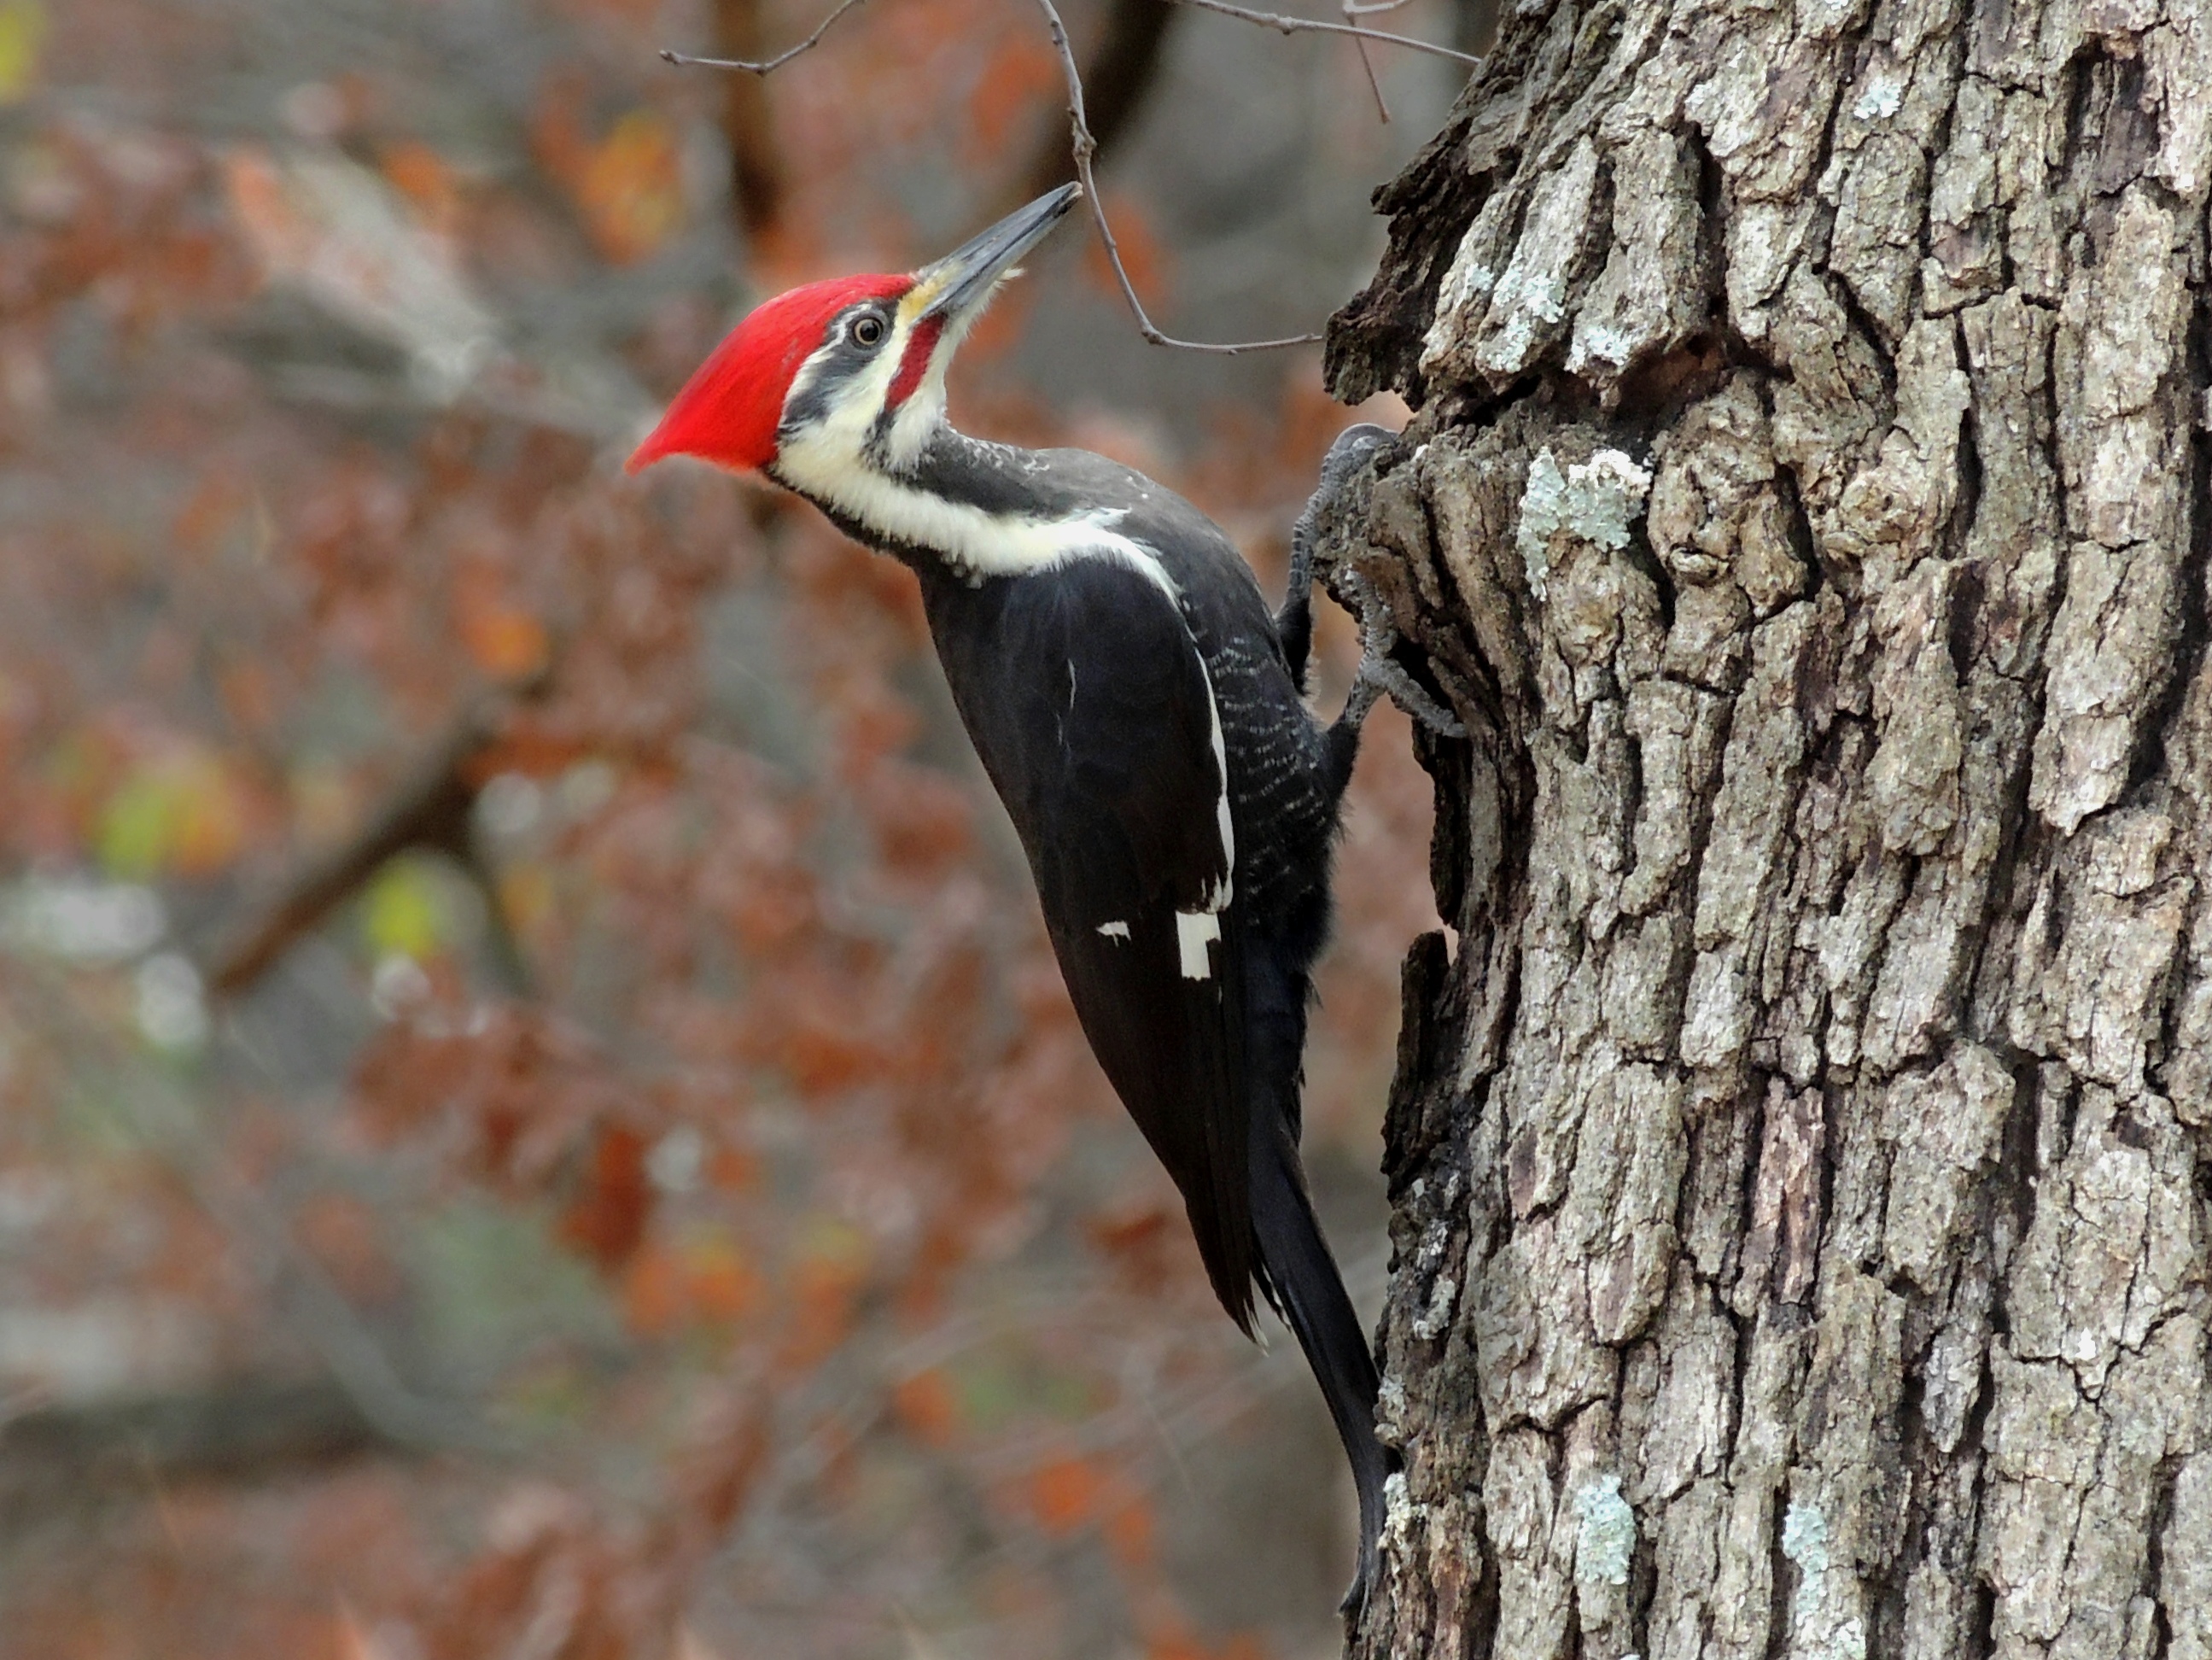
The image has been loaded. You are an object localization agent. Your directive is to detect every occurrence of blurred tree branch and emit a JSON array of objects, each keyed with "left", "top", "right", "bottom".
[
  {"left": 206, "top": 681, "right": 541, "bottom": 1001},
  {"left": 0, "top": 1380, "right": 400, "bottom": 1509},
  {"left": 710, "top": 0, "right": 791, "bottom": 235}
]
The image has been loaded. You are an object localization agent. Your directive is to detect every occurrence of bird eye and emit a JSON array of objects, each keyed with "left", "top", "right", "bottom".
[{"left": 850, "top": 313, "right": 886, "bottom": 348}]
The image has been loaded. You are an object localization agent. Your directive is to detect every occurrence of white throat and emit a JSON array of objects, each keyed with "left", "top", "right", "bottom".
[{"left": 772, "top": 340, "right": 1164, "bottom": 587}]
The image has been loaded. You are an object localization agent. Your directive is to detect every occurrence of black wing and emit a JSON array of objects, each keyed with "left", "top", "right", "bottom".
[{"left": 924, "top": 556, "right": 1256, "bottom": 1330}]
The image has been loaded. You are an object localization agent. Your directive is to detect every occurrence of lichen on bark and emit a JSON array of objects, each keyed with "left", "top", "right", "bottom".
[{"left": 1316, "top": 0, "right": 2212, "bottom": 1651}]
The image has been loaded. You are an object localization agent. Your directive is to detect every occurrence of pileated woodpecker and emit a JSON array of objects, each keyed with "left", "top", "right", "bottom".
[{"left": 629, "top": 184, "right": 1457, "bottom": 1610}]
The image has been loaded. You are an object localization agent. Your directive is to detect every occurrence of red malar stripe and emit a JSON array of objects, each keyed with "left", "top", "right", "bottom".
[{"left": 886, "top": 316, "right": 946, "bottom": 412}]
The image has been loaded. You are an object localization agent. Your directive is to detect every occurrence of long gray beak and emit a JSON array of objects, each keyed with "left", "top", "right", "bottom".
[{"left": 915, "top": 184, "right": 1081, "bottom": 323}]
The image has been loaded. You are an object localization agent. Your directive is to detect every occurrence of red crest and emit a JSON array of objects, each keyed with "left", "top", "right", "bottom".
[{"left": 627, "top": 272, "right": 912, "bottom": 475}]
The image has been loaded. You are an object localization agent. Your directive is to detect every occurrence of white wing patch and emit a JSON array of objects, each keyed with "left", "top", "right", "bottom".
[
  {"left": 1175, "top": 910, "right": 1222, "bottom": 979},
  {"left": 1096, "top": 921, "right": 1130, "bottom": 940}
]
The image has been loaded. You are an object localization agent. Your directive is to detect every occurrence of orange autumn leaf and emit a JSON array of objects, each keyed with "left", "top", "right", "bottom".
[
  {"left": 460, "top": 604, "right": 550, "bottom": 680},
  {"left": 622, "top": 1229, "right": 765, "bottom": 1336},
  {"left": 575, "top": 109, "right": 685, "bottom": 265},
  {"left": 967, "top": 38, "right": 1059, "bottom": 149},
  {"left": 686, "top": 1233, "right": 765, "bottom": 1323},
  {"left": 557, "top": 1122, "right": 651, "bottom": 1271},
  {"left": 1029, "top": 1454, "right": 1106, "bottom": 1537},
  {"left": 622, "top": 1240, "right": 687, "bottom": 1337},
  {"left": 891, "top": 1368, "right": 960, "bottom": 1447},
  {"left": 170, "top": 755, "right": 252, "bottom": 875},
  {"left": 379, "top": 139, "right": 462, "bottom": 235},
  {"left": 221, "top": 147, "right": 312, "bottom": 275},
  {"left": 530, "top": 81, "right": 684, "bottom": 264},
  {"left": 1103, "top": 1489, "right": 1154, "bottom": 1569},
  {"left": 771, "top": 1011, "right": 881, "bottom": 1098},
  {"left": 778, "top": 1248, "right": 866, "bottom": 1371},
  {"left": 705, "top": 1145, "right": 759, "bottom": 1191}
]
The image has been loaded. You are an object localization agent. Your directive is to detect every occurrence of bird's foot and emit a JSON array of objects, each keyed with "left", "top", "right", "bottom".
[
  {"left": 1287, "top": 427, "right": 1392, "bottom": 616},
  {"left": 1314, "top": 422, "right": 1396, "bottom": 505},
  {"left": 1339, "top": 567, "right": 1466, "bottom": 739},
  {"left": 1282, "top": 424, "right": 1399, "bottom": 687}
]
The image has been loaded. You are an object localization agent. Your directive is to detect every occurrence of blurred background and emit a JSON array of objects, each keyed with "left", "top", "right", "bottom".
[{"left": 0, "top": 0, "right": 1489, "bottom": 1654}]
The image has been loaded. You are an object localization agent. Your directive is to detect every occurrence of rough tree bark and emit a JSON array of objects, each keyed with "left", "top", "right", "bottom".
[{"left": 1316, "top": 0, "right": 2212, "bottom": 1651}]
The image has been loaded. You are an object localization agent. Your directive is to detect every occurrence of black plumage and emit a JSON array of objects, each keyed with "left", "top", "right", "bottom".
[
  {"left": 633, "top": 186, "right": 1423, "bottom": 1610},
  {"left": 852, "top": 430, "right": 1397, "bottom": 1609}
]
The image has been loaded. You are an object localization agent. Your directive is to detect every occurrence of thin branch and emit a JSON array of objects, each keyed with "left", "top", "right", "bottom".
[
  {"left": 1031, "top": 0, "right": 1321, "bottom": 354},
  {"left": 1351, "top": 32, "right": 1390, "bottom": 121},
  {"left": 1016, "top": 0, "right": 1176, "bottom": 205},
  {"left": 661, "top": 0, "right": 1484, "bottom": 354},
  {"left": 1342, "top": 0, "right": 1414, "bottom": 120},
  {"left": 661, "top": 0, "right": 869, "bottom": 73},
  {"left": 1167, "top": 0, "right": 1484, "bottom": 64}
]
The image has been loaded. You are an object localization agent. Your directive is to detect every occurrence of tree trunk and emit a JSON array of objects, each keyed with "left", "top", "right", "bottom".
[{"left": 1319, "top": 0, "right": 2212, "bottom": 1651}]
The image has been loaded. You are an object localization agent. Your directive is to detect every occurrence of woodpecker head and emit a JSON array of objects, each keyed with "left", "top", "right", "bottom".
[{"left": 627, "top": 185, "right": 1079, "bottom": 487}]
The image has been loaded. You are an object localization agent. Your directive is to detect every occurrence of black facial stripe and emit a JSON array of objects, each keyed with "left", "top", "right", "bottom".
[{"left": 778, "top": 301, "right": 892, "bottom": 440}]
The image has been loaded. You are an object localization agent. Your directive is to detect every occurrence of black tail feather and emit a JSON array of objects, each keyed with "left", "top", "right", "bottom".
[{"left": 1250, "top": 1126, "right": 1396, "bottom": 1616}]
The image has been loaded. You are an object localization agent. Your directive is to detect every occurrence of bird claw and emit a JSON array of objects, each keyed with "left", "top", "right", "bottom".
[
  {"left": 1316, "top": 421, "right": 1395, "bottom": 497},
  {"left": 1339, "top": 567, "right": 1466, "bottom": 739},
  {"left": 1282, "top": 424, "right": 1400, "bottom": 689}
]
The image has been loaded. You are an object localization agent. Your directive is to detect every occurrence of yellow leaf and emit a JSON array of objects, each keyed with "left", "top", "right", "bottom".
[
  {"left": 576, "top": 109, "right": 684, "bottom": 265},
  {"left": 97, "top": 752, "right": 248, "bottom": 879},
  {"left": 97, "top": 771, "right": 178, "bottom": 880},
  {"left": 0, "top": 1, "right": 47, "bottom": 105},
  {"left": 362, "top": 858, "right": 446, "bottom": 959}
]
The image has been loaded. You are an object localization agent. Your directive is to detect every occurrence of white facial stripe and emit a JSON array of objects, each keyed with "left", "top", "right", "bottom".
[
  {"left": 779, "top": 317, "right": 905, "bottom": 476},
  {"left": 1096, "top": 921, "right": 1130, "bottom": 940},
  {"left": 774, "top": 441, "right": 1160, "bottom": 582}
]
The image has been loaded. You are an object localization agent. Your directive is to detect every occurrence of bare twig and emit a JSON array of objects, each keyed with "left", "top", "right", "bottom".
[
  {"left": 1342, "top": 0, "right": 1415, "bottom": 120},
  {"left": 662, "top": 0, "right": 869, "bottom": 73},
  {"left": 1017, "top": 0, "right": 1177, "bottom": 204},
  {"left": 1167, "top": 0, "right": 1482, "bottom": 64},
  {"left": 1031, "top": 0, "right": 1321, "bottom": 354},
  {"left": 662, "top": 0, "right": 1483, "bottom": 354},
  {"left": 1351, "top": 32, "right": 1389, "bottom": 121}
]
